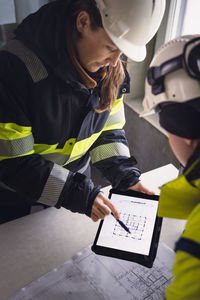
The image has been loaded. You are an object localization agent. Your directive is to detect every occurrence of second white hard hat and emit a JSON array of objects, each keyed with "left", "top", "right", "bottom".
[
  {"left": 96, "top": 0, "right": 166, "bottom": 62},
  {"left": 141, "top": 35, "right": 200, "bottom": 117}
]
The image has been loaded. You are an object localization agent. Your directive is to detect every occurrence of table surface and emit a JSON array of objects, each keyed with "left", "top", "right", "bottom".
[{"left": 0, "top": 164, "right": 186, "bottom": 300}]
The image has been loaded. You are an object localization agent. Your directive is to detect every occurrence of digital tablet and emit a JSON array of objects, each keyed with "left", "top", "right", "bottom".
[{"left": 92, "top": 189, "right": 162, "bottom": 268}]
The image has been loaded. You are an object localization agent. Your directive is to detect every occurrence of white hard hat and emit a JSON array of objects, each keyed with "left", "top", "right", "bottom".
[
  {"left": 141, "top": 35, "right": 200, "bottom": 117},
  {"left": 95, "top": 0, "right": 166, "bottom": 62}
]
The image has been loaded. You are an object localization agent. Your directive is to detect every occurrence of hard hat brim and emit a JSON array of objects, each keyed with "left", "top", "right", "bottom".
[
  {"left": 139, "top": 110, "right": 155, "bottom": 117},
  {"left": 105, "top": 28, "right": 147, "bottom": 62}
]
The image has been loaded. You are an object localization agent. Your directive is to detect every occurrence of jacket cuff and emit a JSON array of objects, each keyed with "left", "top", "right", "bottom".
[
  {"left": 113, "top": 175, "right": 140, "bottom": 192},
  {"left": 114, "top": 172, "right": 140, "bottom": 191},
  {"left": 85, "top": 185, "right": 101, "bottom": 217},
  {"left": 58, "top": 172, "right": 101, "bottom": 216}
]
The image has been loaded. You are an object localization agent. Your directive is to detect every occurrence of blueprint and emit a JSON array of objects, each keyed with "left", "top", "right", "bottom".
[{"left": 10, "top": 242, "right": 175, "bottom": 300}]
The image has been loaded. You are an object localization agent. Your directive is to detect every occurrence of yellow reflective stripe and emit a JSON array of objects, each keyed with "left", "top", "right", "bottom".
[
  {"left": 0, "top": 96, "right": 125, "bottom": 164},
  {"left": 67, "top": 98, "right": 125, "bottom": 161},
  {"left": 0, "top": 123, "right": 32, "bottom": 139},
  {"left": 104, "top": 109, "right": 125, "bottom": 128},
  {"left": 90, "top": 142, "right": 130, "bottom": 164},
  {"left": 103, "top": 97, "right": 125, "bottom": 131},
  {"left": 110, "top": 96, "right": 124, "bottom": 115},
  {"left": 69, "top": 132, "right": 102, "bottom": 160},
  {"left": 34, "top": 143, "right": 59, "bottom": 154},
  {"left": 50, "top": 98, "right": 125, "bottom": 163},
  {"left": 34, "top": 138, "right": 76, "bottom": 155},
  {"left": 34, "top": 138, "right": 76, "bottom": 165},
  {"left": 103, "top": 120, "right": 125, "bottom": 131}
]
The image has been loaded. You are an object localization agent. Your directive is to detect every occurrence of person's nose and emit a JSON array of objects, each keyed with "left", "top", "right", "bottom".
[{"left": 110, "top": 50, "right": 122, "bottom": 67}]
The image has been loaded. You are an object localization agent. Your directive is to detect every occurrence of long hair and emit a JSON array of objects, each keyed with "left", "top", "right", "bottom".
[{"left": 67, "top": 0, "right": 125, "bottom": 112}]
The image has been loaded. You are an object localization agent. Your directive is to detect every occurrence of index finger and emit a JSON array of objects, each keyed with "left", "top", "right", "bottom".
[{"left": 102, "top": 196, "right": 120, "bottom": 220}]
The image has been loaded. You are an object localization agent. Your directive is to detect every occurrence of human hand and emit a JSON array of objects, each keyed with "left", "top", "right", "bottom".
[
  {"left": 91, "top": 192, "right": 120, "bottom": 222},
  {"left": 128, "top": 181, "right": 154, "bottom": 195}
]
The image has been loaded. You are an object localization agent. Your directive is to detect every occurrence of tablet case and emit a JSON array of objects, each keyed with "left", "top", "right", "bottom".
[{"left": 92, "top": 189, "right": 162, "bottom": 268}]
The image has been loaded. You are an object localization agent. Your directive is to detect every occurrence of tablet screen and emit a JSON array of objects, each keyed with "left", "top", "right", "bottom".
[{"left": 96, "top": 192, "right": 159, "bottom": 256}]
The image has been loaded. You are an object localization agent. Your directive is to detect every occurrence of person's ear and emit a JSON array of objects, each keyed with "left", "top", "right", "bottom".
[
  {"left": 183, "top": 138, "right": 193, "bottom": 146},
  {"left": 76, "top": 11, "right": 91, "bottom": 34},
  {"left": 183, "top": 138, "right": 199, "bottom": 149}
]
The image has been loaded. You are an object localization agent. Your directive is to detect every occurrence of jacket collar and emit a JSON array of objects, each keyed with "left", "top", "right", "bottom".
[{"left": 184, "top": 141, "right": 200, "bottom": 181}]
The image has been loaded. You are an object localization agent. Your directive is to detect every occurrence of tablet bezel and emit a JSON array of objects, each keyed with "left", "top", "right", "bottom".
[{"left": 92, "top": 189, "right": 162, "bottom": 268}]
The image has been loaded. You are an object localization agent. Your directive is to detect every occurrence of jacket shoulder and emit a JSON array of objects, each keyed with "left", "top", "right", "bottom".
[{"left": 0, "top": 40, "right": 48, "bottom": 83}]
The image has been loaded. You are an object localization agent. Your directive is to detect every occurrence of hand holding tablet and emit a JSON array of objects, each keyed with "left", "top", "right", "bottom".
[{"left": 92, "top": 189, "right": 162, "bottom": 268}]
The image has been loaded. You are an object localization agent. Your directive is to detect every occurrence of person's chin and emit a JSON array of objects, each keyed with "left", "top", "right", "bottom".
[
  {"left": 88, "top": 66, "right": 100, "bottom": 73},
  {"left": 87, "top": 63, "right": 105, "bottom": 73}
]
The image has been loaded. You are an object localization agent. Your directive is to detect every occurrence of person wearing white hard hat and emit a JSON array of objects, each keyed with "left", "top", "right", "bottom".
[
  {"left": 142, "top": 35, "right": 200, "bottom": 299},
  {"left": 0, "top": 0, "right": 165, "bottom": 223},
  {"left": 96, "top": 0, "right": 166, "bottom": 62}
]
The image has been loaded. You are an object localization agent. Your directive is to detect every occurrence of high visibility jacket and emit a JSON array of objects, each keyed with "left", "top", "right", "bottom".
[
  {"left": 0, "top": 1, "right": 140, "bottom": 216},
  {"left": 158, "top": 143, "right": 200, "bottom": 299}
]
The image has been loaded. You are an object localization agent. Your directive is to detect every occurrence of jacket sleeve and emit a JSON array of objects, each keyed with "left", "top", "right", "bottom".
[
  {"left": 166, "top": 203, "right": 200, "bottom": 299},
  {"left": 0, "top": 56, "right": 100, "bottom": 216},
  {"left": 166, "top": 248, "right": 200, "bottom": 299},
  {"left": 90, "top": 96, "right": 141, "bottom": 190}
]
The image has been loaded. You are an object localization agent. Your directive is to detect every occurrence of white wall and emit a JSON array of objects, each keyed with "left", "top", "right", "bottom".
[
  {"left": 182, "top": 0, "right": 200, "bottom": 35},
  {"left": 0, "top": 0, "right": 16, "bottom": 24},
  {"left": 14, "top": 0, "right": 48, "bottom": 23}
]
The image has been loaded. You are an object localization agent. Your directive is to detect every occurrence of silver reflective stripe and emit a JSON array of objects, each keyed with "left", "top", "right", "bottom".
[
  {"left": 104, "top": 108, "right": 125, "bottom": 127},
  {"left": 41, "top": 153, "right": 70, "bottom": 166},
  {"left": 67, "top": 151, "right": 88, "bottom": 164},
  {"left": 90, "top": 142, "right": 130, "bottom": 164},
  {"left": 4, "top": 40, "right": 48, "bottom": 83},
  {"left": 0, "top": 134, "right": 34, "bottom": 156},
  {"left": 77, "top": 157, "right": 91, "bottom": 174},
  {"left": 38, "top": 164, "right": 70, "bottom": 206}
]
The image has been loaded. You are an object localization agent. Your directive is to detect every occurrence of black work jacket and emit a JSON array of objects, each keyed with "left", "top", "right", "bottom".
[{"left": 0, "top": 0, "right": 140, "bottom": 216}]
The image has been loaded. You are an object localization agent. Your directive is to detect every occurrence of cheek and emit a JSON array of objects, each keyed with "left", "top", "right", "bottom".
[
  {"left": 84, "top": 41, "right": 108, "bottom": 63},
  {"left": 89, "top": 47, "right": 107, "bottom": 63},
  {"left": 168, "top": 135, "right": 192, "bottom": 166}
]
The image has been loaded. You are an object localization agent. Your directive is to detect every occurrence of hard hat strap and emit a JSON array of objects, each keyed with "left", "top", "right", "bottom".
[
  {"left": 148, "top": 36, "right": 200, "bottom": 96},
  {"left": 147, "top": 55, "right": 183, "bottom": 95}
]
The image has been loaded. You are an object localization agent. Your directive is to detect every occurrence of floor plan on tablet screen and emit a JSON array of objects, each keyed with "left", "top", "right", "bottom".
[
  {"left": 113, "top": 213, "right": 147, "bottom": 240},
  {"left": 96, "top": 194, "right": 158, "bottom": 255}
]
